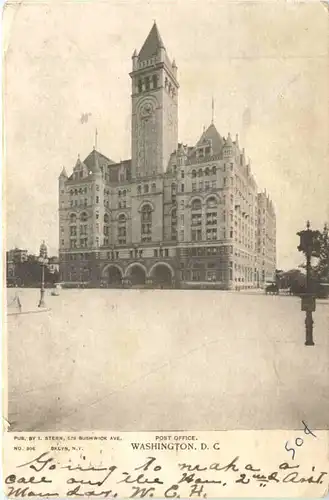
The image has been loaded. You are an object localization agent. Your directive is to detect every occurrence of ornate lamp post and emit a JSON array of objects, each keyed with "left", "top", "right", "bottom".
[
  {"left": 297, "top": 221, "right": 321, "bottom": 346},
  {"left": 38, "top": 241, "right": 48, "bottom": 308}
]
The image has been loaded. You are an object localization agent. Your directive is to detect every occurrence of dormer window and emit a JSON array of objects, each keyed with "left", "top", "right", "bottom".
[{"left": 197, "top": 148, "right": 205, "bottom": 158}]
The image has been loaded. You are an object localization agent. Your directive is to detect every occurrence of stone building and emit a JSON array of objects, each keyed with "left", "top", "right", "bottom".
[{"left": 58, "top": 22, "right": 276, "bottom": 289}]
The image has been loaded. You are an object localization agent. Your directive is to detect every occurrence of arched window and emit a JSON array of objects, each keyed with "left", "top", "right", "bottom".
[
  {"left": 151, "top": 183, "right": 156, "bottom": 193},
  {"left": 118, "top": 190, "right": 122, "bottom": 197},
  {"left": 141, "top": 204, "right": 152, "bottom": 242},
  {"left": 70, "top": 213, "right": 77, "bottom": 224},
  {"left": 144, "top": 184, "right": 149, "bottom": 194},
  {"left": 70, "top": 189, "right": 73, "bottom": 196},
  {"left": 198, "top": 169, "right": 203, "bottom": 177},
  {"left": 206, "top": 197, "right": 217, "bottom": 208},
  {"left": 192, "top": 199, "right": 202, "bottom": 211},
  {"left": 191, "top": 199, "right": 202, "bottom": 241},
  {"left": 205, "top": 167, "right": 210, "bottom": 176},
  {"left": 104, "top": 213, "right": 109, "bottom": 223},
  {"left": 80, "top": 212, "right": 88, "bottom": 222},
  {"left": 212, "top": 166, "right": 217, "bottom": 175},
  {"left": 137, "top": 185, "right": 141, "bottom": 195},
  {"left": 192, "top": 170, "right": 197, "bottom": 178},
  {"left": 122, "top": 190, "right": 126, "bottom": 197},
  {"left": 118, "top": 214, "right": 126, "bottom": 245}
]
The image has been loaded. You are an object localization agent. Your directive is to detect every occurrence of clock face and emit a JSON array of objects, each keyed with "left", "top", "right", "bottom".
[{"left": 140, "top": 102, "right": 154, "bottom": 118}]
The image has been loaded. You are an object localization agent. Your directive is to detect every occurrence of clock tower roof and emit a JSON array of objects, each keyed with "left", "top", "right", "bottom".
[{"left": 138, "top": 22, "right": 166, "bottom": 61}]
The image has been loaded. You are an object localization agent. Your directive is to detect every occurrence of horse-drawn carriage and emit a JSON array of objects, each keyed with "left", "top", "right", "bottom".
[{"left": 265, "top": 282, "right": 279, "bottom": 295}]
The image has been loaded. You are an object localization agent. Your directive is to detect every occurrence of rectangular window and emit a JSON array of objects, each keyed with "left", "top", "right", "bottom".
[
  {"left": 191, "top": 229, "right": 202, "bottom": 241},
  {"left": 181, "top": 183, "right": 185, "bottom": 193},
  {"left": 165, "top": 248, "right": 169, "bottom": 257},
  {"left": 181, "top": 170, "right": 184, "bottom": 179},
  {"left": 96, "top": 196, "right": 99, "bottom": 204},
  {"left": 192, "top": 182, "right": 197, "bottom": 192},
  {"left": 154, "top": 249, "right": 158, "bottom": 257},
  {"left": 61, "top": 239, "right": 64, "bottom": 246},
  {"left": 191, "top": 213, "right": 202, "bottom": 226},
  {"left": 192, "top": 270, "right": 201, "bottom": 281}
]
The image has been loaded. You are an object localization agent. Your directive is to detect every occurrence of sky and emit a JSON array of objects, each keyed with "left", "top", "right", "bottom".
[{"left": 3, "top": 0, "right": 329, "bottom": 270}]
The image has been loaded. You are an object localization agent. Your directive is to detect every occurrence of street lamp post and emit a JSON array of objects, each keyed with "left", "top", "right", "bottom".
[
  {"left": 38, "top": 241, "right": 48, "bottom": 308},
  {"left": 297, "top": 221, "right": 321, "bottom": 346}
]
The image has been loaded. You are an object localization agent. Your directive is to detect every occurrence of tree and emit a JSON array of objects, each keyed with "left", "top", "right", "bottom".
[{"left": 314, "top": 224, "right": 329, "bottom": 283}]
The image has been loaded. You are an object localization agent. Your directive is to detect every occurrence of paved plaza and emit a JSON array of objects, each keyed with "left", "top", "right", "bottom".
[{"left": 7, "top": 288, "right": 329, "bottom": 432}]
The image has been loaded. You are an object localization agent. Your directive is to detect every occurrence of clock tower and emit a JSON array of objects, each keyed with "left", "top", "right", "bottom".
[{"left": 130, "top": 22, "right": 179, "bottom": 178}]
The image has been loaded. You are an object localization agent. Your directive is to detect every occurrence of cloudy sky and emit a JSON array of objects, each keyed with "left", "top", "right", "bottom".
[{"left": 4, "top": 0, "right": 329, "bottom": 269}]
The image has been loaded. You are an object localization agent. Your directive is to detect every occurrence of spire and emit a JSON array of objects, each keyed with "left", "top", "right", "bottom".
[
  {"left": 59, "top": 166, "right": 68, "bottom": 179},
  {"left": 225, "top": 132, "right": 233, "bottom": 147},
  {"left": 138, "top": 22, "right": 166, "bottom": 61},
  {"left": 172, "top": 58, "right": 177, "bottom": 68},
  {"left": 235, "top": 133, "right": 239, "bottom": 147},
  {"left": 75, "top": 154, "right": 81, "bottom": 167}
]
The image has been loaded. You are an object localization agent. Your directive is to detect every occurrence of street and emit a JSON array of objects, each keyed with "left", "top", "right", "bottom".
[{"left": 7, "top": 288, "right": 329, "bottom": 432}]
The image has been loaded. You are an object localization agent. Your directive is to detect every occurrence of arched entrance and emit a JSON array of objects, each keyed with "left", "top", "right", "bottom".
[
  {"left": 103, "top": 265, "right": 123, "bottom": 287},
  {"left": 150, "top": 263, "right": 174, "bottom": 288},
  {"left": 126, "top": 264, "right": 146, "bottom": 287}
]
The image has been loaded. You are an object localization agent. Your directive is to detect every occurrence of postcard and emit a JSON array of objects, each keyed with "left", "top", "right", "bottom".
[{"left": 3, "top": 0, "right": 329, "bottom": 497}]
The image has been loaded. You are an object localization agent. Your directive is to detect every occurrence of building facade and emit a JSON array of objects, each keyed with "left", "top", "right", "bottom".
[{"left": 58, "top": 23, "right": 276, "bottom": 289}]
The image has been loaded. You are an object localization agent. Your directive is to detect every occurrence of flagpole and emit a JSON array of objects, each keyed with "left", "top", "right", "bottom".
[{"left": 211, "top": 97, "right": 214, "bottom": 124}]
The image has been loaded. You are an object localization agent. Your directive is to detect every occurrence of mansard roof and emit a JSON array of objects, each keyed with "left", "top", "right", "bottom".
[{"left": 139, "top": 22, "right": 165, "bottom": 61}]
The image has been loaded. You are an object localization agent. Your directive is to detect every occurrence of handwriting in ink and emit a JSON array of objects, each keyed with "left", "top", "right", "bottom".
[
  {"left": 66, "top": 485, "right": 117, "bottom": 497},
  {"left": 66, "top": 466, "right": 117, "bottom": 487},
  {"left": 6, "top": 486, "right": 59, "bottom": 498},
  {"left": 285, "top": 421, "right": 317, "bottom": 460},
  {"left": 17, "top": 452, "right": 56, "bottom": 472},
  {"left": 118, "top": 472, "right": 163, "bottom": 485}
]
